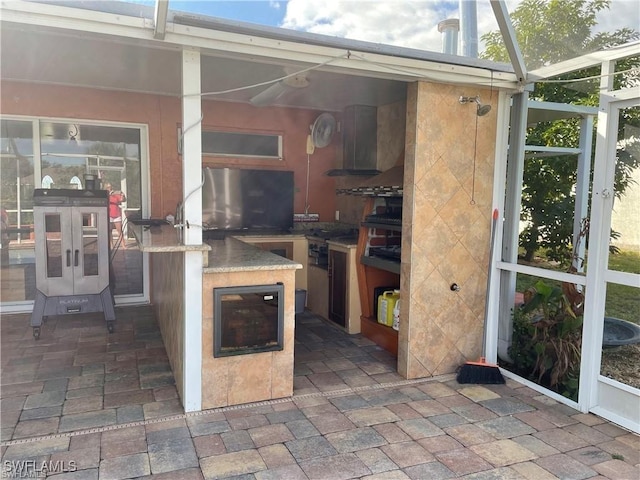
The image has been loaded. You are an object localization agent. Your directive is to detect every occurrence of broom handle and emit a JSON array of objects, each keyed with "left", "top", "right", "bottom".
[{"left": 481, "top": 208, "right": 499, "bottom": 359}]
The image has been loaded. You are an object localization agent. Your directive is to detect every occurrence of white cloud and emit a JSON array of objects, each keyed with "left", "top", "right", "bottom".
[
  {"left": 595, "top": 0, "right": 640, "bottom": 35},
  {"left": 280, "top": 0, "right": 638, "bottom": 56},
  {"left": 269, "top": 1, "right": 282, "bottom": 10},
  {"left": 281, "top": 1, "right": 459, "bottom": 52}
]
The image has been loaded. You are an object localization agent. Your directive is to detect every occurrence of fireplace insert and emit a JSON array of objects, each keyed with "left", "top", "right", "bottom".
[{"left": 213, "top": 283, "right": 285, "bottom": 357}]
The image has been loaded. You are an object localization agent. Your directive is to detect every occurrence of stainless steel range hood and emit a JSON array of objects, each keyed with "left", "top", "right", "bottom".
[{"left": 325, "top": 105, "right": 380, "bottom": 176}]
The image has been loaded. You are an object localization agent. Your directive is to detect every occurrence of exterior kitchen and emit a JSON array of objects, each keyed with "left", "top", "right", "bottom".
[{"left": 0, "top": 1, "right": 516, "bottom": 413}]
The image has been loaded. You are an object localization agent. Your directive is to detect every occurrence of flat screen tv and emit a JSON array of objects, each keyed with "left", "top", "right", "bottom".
[{"left": 202, "top": 167, "right": 294, "bottom": 237}]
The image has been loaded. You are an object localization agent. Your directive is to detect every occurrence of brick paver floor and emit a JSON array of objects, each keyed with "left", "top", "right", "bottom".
[{"left": 1, "top": 306, "right": 638, "bottom": 479}]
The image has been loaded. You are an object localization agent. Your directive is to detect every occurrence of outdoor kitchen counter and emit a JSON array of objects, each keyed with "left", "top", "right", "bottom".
[
  {"left": 326, "top": 236, "right": 359, "bottom": 248},
  {"left": 130, "top": 223, "right": 211, "bottom": 253},
  {"left": 200, "top": 235, "right": 300, "bottom": 409},
  {"left": 204, "top": 236, "right": 303, "bottom": 273}
]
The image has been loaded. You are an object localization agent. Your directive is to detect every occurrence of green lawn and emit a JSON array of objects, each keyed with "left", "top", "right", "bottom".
[
  {"left": 514, "top": 249, "right": 639, "bottom": 324},
  {"left": 606, "top": 250, "right": 640, "bottom": 323}
]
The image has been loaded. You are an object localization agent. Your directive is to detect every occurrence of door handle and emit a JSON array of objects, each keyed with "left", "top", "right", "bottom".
[
  {"left": 74, "top": 249, "right": 79, "bottom": 267},
  {"left": 66, "top": 249, "right": 71, "bottom": 267}
]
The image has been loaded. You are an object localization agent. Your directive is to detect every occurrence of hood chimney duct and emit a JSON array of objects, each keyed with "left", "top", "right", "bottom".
[
  {"left": 437, "top": 18, "right": 460, "bottom": 55},
  {"left": 460, "top": 0, "right": 478, "bottom": 58}
]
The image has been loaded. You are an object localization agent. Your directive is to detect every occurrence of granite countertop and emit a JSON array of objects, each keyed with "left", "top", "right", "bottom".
[
  {"left": 130, "top": 224, "right": 211, "bottom": 253},
  {"left": 204, "top": 237, "right": 303, "bottom": 273},
  {"left": 326, "top": 237, "right": 359, "bottom": 248},
  {"left": 131, "top": 221, "right": 354, "bottom": 267}
]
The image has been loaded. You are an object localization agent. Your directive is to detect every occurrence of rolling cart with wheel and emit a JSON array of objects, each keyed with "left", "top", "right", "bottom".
[{"left": 29, "top": 189, "right": 116, "bottom": 339}]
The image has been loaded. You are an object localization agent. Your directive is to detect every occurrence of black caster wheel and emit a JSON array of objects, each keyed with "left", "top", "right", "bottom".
[
  {"left": 33, "top": 327, "right": 41, "bottom": 340},
  {"left": 107, "top": 322, "right": 115, "bottom": 334}
]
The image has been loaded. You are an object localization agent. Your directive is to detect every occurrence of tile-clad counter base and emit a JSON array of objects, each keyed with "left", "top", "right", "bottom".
[
  {"left": 149, "top": 251, "right": 186, "bottom": 404},
  {"left": 204, "top": 237, "right": 303, "bottom": 273},
  {"left": 201, "top": 268, "right": 296, "bottom": 409}
]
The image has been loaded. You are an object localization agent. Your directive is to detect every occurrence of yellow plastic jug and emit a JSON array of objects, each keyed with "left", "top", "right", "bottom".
[{"left": 377, "top": 290, "right": 399, "bottom": 327}]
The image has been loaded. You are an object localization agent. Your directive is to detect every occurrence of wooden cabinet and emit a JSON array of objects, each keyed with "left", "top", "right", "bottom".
[
  {"left": 328, "top": 249, "right": 347, "bottom": 327},
  {"left": 356, "top": 197, "right": 401, "bottom": 355}
]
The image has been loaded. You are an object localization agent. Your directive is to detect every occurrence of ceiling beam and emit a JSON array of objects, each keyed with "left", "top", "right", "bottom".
[
  {"left": 490, "top": 0, "right": 527, "bottom": 86},
  {"left": 529, "top": 41, "right": 640, "bottom": 80},
  {"left": 167, "top": 23, "right": 519, "bottom": 89},
  {"left": 153, "top": 0, "right": 169, "bottom": 40}
]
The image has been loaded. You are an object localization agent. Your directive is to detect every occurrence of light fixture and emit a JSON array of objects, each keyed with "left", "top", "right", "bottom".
[
  {"left": 249, "top": 72, "right": 310, "bottom": 107},
  {"left": 68, "top": 124, "right": 80, "bottom": 142},
  {"left": 459, "top": 95, "right": 492, "bottom": 116}
]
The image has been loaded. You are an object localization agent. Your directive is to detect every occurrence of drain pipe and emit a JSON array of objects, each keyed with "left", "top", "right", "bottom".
[
  {"left": 438, "top": 19, "right": 460, "bottom": 55},
  {"left": 460, "top": 0, "right": 478, "bottom": 58}
]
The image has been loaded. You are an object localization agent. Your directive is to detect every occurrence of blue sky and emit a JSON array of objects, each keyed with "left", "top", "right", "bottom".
[
  {"left": 168, "top": 1, "right": 287, "bottom": 26},
  {"left": 128, "top": 0, "right": 639, "bottom": 56}
]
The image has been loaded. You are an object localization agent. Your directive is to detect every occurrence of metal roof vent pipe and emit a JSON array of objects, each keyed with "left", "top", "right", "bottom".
[
  {"left": 460, "top": 0, "right": 478, "bottom": 58},
  {"left": 437, "top": 19, "right": 460, "bottom": 55}
]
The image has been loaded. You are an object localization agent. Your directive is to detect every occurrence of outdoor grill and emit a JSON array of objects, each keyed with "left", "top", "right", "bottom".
[{"left": 29, "top": 188, "right": 116, "bottom": 339}]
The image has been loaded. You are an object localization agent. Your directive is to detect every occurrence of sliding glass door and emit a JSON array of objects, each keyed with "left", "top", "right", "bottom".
[{"left": 1, "top": 117, "right": 147, "bottom": 308}]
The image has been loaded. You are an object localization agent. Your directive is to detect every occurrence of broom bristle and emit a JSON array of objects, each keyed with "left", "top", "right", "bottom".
[{"left": 457, "top": 360, "right": 505, "bottom": 384}]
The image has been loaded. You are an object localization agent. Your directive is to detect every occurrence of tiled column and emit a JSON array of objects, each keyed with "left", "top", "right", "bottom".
[{"left": 399, "top": 82, "right": 498, "bottom": 379}]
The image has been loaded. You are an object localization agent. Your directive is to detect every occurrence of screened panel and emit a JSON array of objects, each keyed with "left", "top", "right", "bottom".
[{"left": 502, "top": 272, "right": 583, "bottom": 402}]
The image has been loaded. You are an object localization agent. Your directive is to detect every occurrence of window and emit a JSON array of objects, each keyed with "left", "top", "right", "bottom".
[{"left": 179, "top": 128, "right": 282, "bottom": 159}]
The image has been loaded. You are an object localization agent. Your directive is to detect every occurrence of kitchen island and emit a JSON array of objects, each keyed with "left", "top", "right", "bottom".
[
  {"left": 132, "top": 224, "right": 302, "bottom": 410},
  {"left": 202, "top": 237, "right": 302, "bottom": 408}
]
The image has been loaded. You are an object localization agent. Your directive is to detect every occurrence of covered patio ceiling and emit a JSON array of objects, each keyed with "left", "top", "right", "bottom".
[
  {"left": 0, "top": 23, "right": 408, "bottom": 112},
  {"left": 0, "top": 1, "right": 519, "bottom": 113}
]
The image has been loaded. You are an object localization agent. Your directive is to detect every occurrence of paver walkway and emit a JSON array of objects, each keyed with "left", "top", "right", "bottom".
[{"left": 1, "top": 306, "right": 638, "bottom": 479}]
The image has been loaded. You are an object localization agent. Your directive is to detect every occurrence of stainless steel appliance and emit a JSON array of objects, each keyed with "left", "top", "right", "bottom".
[
  {"left": 30, "top": 189, "right": 115, "bottom": 339},
  {"left": 202, "top": 167, "right": 294, "bottom": 237},
  {"left": 308, "top": 239, "right": 329, "bottom": 268}
]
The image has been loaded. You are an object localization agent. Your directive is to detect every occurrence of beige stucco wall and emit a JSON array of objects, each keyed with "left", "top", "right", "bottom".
[{"left": 399, "top": 81, "right": 498, "bottom": 378}]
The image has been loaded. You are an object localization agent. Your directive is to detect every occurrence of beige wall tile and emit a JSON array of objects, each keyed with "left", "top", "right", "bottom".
[
  {"left": 228, "top": 354, "right": 273, "bottom": 405},
  {"left": 201, "top": 269, "right": 295, "bottom": 408},
  {"left": 150, "top": 252, "right": 185, "bottom": 405},
  {"left": 399, "top": 81, "right": 497, "bottom": 379}
]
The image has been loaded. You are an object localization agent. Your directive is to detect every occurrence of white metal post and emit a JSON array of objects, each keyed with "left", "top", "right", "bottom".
[
  {"left": 181, "top": 47, "right": 203, "bottom": 412},
  {"left": 497, "top": 90, "right": 528, "bottom": 362},
  {"left": 572, "top": 115, "right": 594, "bottom": 272},
  {"left": 485, "top": 90, "right": 511, "bottom": 363}
]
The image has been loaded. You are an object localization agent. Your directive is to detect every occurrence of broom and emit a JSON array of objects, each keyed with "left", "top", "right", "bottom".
[{"left": 457, "top": 208, "right": 505, "bottom": 384}]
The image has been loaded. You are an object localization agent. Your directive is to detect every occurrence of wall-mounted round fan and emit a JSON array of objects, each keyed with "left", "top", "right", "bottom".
[
  {"left": 310, "top": 113, "right": 336, "bottom": 148},
  {"left": 304, "top": 113, "right": 336, "bottom": 215}
]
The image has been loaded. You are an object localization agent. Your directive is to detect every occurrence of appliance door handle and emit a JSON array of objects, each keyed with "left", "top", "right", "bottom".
[
  {"left": 66, "top": 249, "right": 71, "bottom": 267},
  {"left": 74, "top": 249, "right": 79, "bottom": 267}
]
